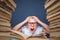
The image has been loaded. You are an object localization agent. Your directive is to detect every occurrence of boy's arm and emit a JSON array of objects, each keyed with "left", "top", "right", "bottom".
[
  {"left": 13, "top": 21, "right": 26, "bottom": 31},
  {"left": 33, "top": 16, "right": 49, "bottom": 32},
  {"left": 38, "top": 20, "right": 49, "bottom": 32},
  {"left": 13, "top": 16, "right": 31, "bottom": 31}
]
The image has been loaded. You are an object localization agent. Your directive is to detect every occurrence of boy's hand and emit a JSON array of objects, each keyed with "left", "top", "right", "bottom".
[
  {"left": 32, "top": 16, "right": 41, "bottom": 23},
  {"left": 24, "top": 16, "right": 31, "bottom": 23}
]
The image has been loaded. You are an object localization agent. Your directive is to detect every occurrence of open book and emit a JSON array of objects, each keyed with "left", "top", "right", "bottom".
[
  {"left": 10, "top": 30, "right": 47, "bottom": 40},
  {"left": 10, "top": 30, "right": 29, "bottom": 39}
]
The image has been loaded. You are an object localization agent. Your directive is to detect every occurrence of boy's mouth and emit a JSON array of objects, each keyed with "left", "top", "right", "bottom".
[{"left": 30, "top": 28, "right": 34, "bottom": 31}]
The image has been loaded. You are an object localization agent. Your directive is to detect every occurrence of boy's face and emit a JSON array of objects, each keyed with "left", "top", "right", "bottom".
[{"left": 27, "top": 18, "right": 38, "bottom": 32}]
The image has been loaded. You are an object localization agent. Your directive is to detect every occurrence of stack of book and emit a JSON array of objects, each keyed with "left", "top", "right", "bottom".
[
  {"left": 0, "top": 0, "right": 16, "bottom": 40},
  {"left": 45, "top": 0, "right": 60, "bottom": 40}
]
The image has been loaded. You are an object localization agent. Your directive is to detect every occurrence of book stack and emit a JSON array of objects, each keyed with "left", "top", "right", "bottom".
[
  {"left": 0, "top": 0, "right": 16, "bottom": 40},
  {"left": 45, "top": 0, "right": 60, "bottom": 40}
]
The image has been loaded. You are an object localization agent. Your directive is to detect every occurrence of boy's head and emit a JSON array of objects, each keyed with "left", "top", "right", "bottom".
[{"left": 27, "top": 16, "right": 38, "bottom": 33}]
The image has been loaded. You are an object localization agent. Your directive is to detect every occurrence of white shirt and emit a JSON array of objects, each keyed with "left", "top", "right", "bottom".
[{"left": 21, "top": 26, "right": 43, "bottom": 37}]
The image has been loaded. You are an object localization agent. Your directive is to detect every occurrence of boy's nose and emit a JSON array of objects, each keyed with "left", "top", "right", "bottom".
[{"left": 31, "top": 24, "right": 34, "bottom": 27}]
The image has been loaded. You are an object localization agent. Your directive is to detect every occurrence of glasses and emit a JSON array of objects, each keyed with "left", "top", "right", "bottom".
[{"left": 27, "top": 22, "right": 37, "bottom": 24}]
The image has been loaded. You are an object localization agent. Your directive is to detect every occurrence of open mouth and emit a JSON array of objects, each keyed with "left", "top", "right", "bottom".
[{"left": 30, "top": 28, "right": 34, "bottom": 31}]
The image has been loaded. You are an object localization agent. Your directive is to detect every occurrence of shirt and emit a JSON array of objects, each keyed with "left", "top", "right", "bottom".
[{"left": 21, "top": 26, "right": 43, "bottom": 37}]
